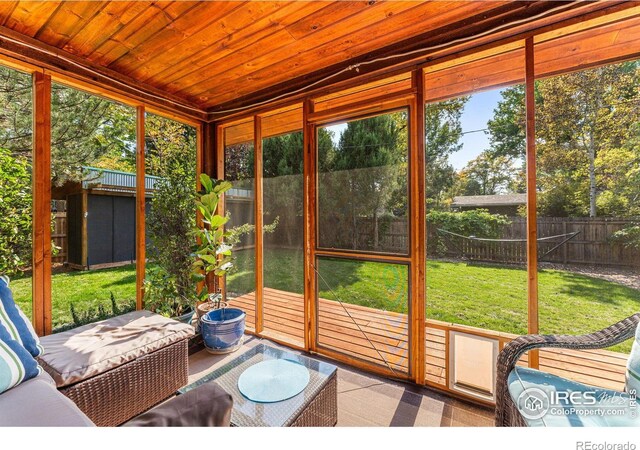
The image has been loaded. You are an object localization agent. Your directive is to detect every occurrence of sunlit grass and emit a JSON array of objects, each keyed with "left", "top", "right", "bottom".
[{"left": 10, "top": 249, "right": 640, "bottom": 352}]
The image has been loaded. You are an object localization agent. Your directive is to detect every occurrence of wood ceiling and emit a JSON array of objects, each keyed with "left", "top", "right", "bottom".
[{"left": 0, "top": 1, "right": 633, "bottom": 119}]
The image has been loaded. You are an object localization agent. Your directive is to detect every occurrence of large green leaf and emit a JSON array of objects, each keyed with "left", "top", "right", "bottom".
[
  {"left": 209, "top": 215, "right": 228, "bottom": 229},
  {"left": 200, "top": 174, "right": 213, "bottom": 192},
  {"left": 213, "top": 180, "right": 232, "bottom": 195}
]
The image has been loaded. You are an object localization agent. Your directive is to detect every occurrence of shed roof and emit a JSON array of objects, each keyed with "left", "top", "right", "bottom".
[
  {"left": 82, "top": 166, "right": 160, "bottom": 194},
  {"left": 452, "top": 194, "right": 527, "bottom": 208}
]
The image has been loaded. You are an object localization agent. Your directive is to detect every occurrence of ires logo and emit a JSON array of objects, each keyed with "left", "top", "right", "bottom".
[{"left": 517, "top": 387, "right": 634, "bottom": 421}]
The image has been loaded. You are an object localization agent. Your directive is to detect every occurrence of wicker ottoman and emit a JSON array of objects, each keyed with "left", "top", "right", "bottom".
[{"left": 38, "top": 310, "right": 194, "bottom": 427}]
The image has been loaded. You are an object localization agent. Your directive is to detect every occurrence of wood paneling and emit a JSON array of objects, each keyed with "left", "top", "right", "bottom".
[
  {"left": 535, "top": 15, "right": 640, "bottom": 79},
  {"left": 260, "top": 105, "right": 304, "bottom": 139},
  {"left": 192, "top": 1, "right": 501, "bottom": 105},
  {"left": 224, "top": 119, "right": 254, "bottom": 146},
  {"left": 0, "top": 0, "right": 622, "bottom": 116},
  {"left": 313, "top": 73, "right": 411, "bottom": 113},
  {"left": 425, "top": 44, "right": 525, "bottom": 103}
]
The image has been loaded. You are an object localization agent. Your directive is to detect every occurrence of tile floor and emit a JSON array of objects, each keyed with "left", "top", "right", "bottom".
[{"left": 188, "top": 335, "right": 494, "bottom": 427}]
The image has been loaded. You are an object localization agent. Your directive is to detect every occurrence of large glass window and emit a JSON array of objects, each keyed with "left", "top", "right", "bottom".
[
  {"left": 223, "top": 119, "right": 256, "bottom": 331},
  {"left": 261, "top": 106, "right": 304, "bottom": 346},
  {"left": 535, "top": 59, "right": 640, "bottom": 376},
  {"left": 143, "top": 113, "right": 197, "bottom": 319},
  {"left": 50, "top": 83, "right": 137, "bottom": 331},
  {"left": 425, "top": 53, "right": 527, "bottom": 334},
  {"left": 424, "top": 46, "right": 527, "bottom": 391},
  {"left": 316, "top": 256, "right": 410, "bottom": 374},
  {"left": 0, "top": 65, "right": 33, "bottom": 321},
  {"left": 317, "top": 111, "right": 409, "bottom": 254},
  {"left": 313, "top": 108, "right": 410, "bottom": 374}
]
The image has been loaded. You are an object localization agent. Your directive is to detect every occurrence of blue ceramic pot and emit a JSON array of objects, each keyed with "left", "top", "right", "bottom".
[{"left": 200, "top": 308, "right": 245, "bottom": 352}]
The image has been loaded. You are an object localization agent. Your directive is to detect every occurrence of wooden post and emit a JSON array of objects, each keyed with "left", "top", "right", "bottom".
[
  {"left": 135, "top": 106, "right": 145, "bottom": 311},
  {"left": 213, "top": 123, "right": 226, "bottom": 298},
  {"left": 254, "top": 116, "right": 264, "bottom": 334},
  {"left": 303, "top": 99, "right": 316, "bottom": 352},
  {"left": 410, "top": 70, "right": 427, "bottom": 384},
  {"left": 196, "top": 123, "right": 203, "bottom": 191},
  {"left": 32, "top": 71, "right": 51, "bottom": 336},
  {"left": 525, "top": 37, "right": 539, "bottom": 369},
  {"left": 202, "top": 122, "right": 217, "bottom": 178}
]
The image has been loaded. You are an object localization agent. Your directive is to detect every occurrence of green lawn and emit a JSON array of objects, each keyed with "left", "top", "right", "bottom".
[
  {"left": 11, "top": 249, "right": 640, "bottom": 352},
  {"left": 12, "top": 265, "right": 137, "bottom": 330}
]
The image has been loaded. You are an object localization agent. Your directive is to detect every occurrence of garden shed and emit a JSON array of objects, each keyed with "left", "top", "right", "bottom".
[{"left": 52, "top": 167, "right": 158, "bottom": 270}]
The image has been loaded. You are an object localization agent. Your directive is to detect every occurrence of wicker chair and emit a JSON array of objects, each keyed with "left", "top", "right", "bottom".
[{"left": 495, "top": 313, "right": 640, "bottom": 427}]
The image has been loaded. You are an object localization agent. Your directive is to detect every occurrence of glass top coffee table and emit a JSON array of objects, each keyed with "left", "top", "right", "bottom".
[{"left": 180, "top": 344, "right": 338, "bottom": 427}]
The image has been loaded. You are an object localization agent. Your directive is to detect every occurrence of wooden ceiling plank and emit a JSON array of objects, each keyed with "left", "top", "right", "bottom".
[
  {"left": 108, "top": 1, "right": 244, "bottom": 76},
  {"left": 208, "top": 2, "right": 632, "bottom": 118},
  {"left": 87, "top": 1, "right": 196, "bottom": 67},
  {"left": 284, "top": 1, "right": 373, "bottom": 40},
  {"left": 0, "top": 24, "right": 206, "bottom": 120},
  {"left": 196, "top": 1, "right": 486, "bottom": 104},
  {"left": 172, "top": 0, "right": 430, "bottom": 101},
  {"left": 0, "top": 2, "right": 19, "bottom": 27},
  {"left": 147, "top": 1, "right": 326, "bottom": 89},
  {"left": 35, "top": 1, "right": 107, "bottom": 48},
  {"left": 63, "top": 1, "right": 150, "bottom": 57},
  {"left": 207, "top": 0, "right": 592, "bottom": 110},
  {"left": 3, "top": 1, "right": 61, "bottom": 37},
  {"left": 119, "top": 2, "right": 285, "bottom": 81}
]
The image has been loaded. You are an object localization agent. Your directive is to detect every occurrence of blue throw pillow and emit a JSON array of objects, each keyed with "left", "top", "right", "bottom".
[
  {"left": 626, "top": 323, "right": 640, "bottom": 395},
  {"left": 0, "top": 322, "right": 41, "bottom": 394},
  {"left": 0, "top": 276, "right": 44, "bottom": 358}
]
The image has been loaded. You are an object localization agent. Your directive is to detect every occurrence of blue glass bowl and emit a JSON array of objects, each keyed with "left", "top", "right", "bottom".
[{"left": 201, "top": 308, "right": 246, "bottom": 351}]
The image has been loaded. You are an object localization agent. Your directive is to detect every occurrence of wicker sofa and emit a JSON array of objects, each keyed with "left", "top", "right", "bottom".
[
  {"left": 0, "top": 310, "right": 233, "bottom": 427},
  {"left": 495, "top": 313, "right": 640, "bottom": 427},
  {"left": 0, "top": 368, "right": 232, "bottom": 427}
]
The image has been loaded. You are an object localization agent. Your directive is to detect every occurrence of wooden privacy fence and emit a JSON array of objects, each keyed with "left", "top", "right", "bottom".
[
  {"left": 431, "top": 217, "right": 640, "bottom": 268},
  {"left": 137, "top": 196, "right": 639, "bottom": 268}
]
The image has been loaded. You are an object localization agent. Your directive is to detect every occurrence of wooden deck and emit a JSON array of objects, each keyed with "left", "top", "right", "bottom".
[{"left": 230, "top": 287, "right": 627, "bottom": 395}]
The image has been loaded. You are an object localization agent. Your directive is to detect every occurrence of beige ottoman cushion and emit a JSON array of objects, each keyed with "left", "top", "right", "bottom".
[{"left": 38, "top": 310, "right": 194, "bottom": 387}]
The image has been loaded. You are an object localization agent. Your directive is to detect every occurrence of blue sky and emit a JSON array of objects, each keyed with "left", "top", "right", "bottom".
[{"left": 325, "top": 88, "right": 504, "bottom": 171}]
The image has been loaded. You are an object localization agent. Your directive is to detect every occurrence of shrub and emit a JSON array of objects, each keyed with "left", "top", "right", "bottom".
[
  {"left": 611, "top": 224, "right": 640, "bottom": 250},
  {"left": 55, "top": 292, "right": 135, "bottom": 333},
  {"left": 426, "top": 209, "right": 511, "bottom": 256},
  {"left": 0, "top": 147, "right": 32, "bottom": 275},
  {"left": 145, "top": 163, "right": 196, "bottom": 315}
]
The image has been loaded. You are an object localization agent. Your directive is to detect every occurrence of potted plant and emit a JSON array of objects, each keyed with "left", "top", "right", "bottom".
[{"left": 192, "top": 174, "right": 246, "bottom": 353}]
